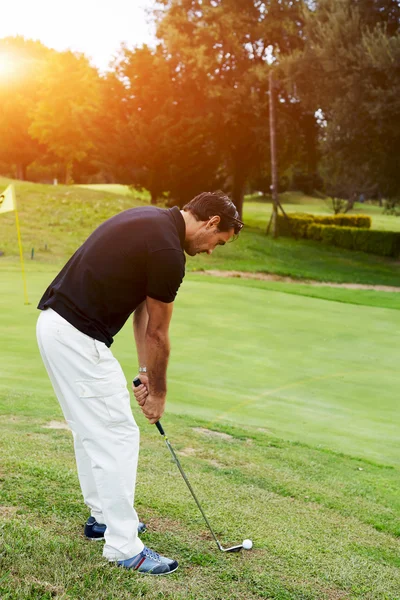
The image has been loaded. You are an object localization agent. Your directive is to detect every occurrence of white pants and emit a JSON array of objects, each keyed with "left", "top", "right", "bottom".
[{"left": 36, "top": 308, "right": 144, "bottom": 561}]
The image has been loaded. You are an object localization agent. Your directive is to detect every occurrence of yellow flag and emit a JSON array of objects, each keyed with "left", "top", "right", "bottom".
[{"left": 0, "top": 184, "right": 17, "bottom": 214}]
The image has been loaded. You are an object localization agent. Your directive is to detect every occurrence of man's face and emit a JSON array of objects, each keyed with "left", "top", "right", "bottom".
[{"left": 184, "top": 223, "right": 235, "bottom": 256}]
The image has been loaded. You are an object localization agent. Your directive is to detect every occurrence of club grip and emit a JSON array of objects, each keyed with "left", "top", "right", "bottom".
[
  {"left": 132, "top": 378, "right": 165, "bottom": 436},
  {"left": 155, "top": 421, "right": 165, "bottom": 436},
  {"left": 133, "top": 376, "right": 142, "bottom": 388}
]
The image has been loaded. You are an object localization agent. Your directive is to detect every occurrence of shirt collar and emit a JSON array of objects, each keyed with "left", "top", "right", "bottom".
[{"left": 170, "top": 206, "right": 186, "bottom": 250}]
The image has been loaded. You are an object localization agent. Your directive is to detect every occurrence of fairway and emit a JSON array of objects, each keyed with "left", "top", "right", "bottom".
[
  {"left": 1, "top": 264, "right": 400, "bottom": 599},
  {"left": 1, "top": 265, "right": 399, "bottom": 467}
]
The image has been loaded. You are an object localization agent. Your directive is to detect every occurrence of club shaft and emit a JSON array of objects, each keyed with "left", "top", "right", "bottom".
[
  {"left": 163, "top": 437, "right": 221, "bottom": 549},
  {"left": 132, "top": 380, "right": 222, "bottom": 549}
]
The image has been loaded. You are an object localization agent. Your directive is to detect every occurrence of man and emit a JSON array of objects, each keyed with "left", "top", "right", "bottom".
[{"left": 36, "top": 190, "right": 243, "bottom": 576}]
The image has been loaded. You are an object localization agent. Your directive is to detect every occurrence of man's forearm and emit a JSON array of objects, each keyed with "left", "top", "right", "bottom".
[
  {"left": 133, "top": 301, "right": 149, "bottom": 368},
  {"left": 145, "top": 330, "right": 170, "bottom": 396}
]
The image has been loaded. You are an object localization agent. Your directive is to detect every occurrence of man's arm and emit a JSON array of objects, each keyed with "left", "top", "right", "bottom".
[
  {"left": 133, "top": 300, "right": 149, "bottom": 370},
  {"left": 133, "top": 297, "right": 174, "bottom": 424}
]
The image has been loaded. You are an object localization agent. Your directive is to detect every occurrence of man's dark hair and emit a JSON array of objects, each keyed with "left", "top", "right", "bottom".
[{"left": 182, "top": 191, "right": 243, "bottom": 235}]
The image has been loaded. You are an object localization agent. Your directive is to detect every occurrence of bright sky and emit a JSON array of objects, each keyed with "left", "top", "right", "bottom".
[{"left": 0, "top": 0, "right": 157, "bottom": 72}]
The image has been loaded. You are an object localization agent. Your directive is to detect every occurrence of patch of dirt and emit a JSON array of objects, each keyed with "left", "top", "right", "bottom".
[
  {"left": 25, "top": 577, "right": 64, "bottom": 595},
  {"left": 145, "top": 515, "right": 185, "bottom": 534},
  {"left": 0, "top": 506, "right": 19, "bottom": 517},
  {"left": 193, "top": 427, "right": 233, "bottom": 440},
  {"left": 199, "top": 270, "right": 400, "bottom": 293},
  {"left": 177, "top": 447, "right": 197, "bottom": 457},
  {"left": 42, "top": 420, "right": 70, "bottom": 431},
  {"left": 207, "top": 459, "right": 224, "bottom": 468}
]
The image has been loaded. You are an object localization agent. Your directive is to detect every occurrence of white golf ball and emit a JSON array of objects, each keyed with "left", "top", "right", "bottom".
[{"left": 242, "top": 539, "right": 253, "bottom": 550}]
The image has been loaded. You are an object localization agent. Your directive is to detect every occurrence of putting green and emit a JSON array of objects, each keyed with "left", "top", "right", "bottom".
[{"left": 1, "top": 265, "right": 399, "bottom": 466}]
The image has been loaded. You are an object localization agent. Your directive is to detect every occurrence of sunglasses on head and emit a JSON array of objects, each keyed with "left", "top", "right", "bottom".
[{"left": 221, "top": 211, "right": 244, "bottom": 234}]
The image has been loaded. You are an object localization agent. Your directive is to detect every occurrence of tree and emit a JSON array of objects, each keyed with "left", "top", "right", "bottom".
[
  {"left": 0, "top": 37, "right": 51, "bottom": 179},
  {"left": 30, "top": 51, "right": 101, "bottom": 184},
  {"left": 114, "top": 44, "right": 184, "bottom": 203},
  {"left": 284, "top": 0, "right": 400, "bottom": 200},
  {"left": 155, "top": 0, "right": 307, "bottom": 217},
  {"left": 97, "top": 43, "right": 222, "bottom": 205}
]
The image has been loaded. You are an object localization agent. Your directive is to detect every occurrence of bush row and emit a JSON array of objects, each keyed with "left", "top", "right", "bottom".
[
  {"left": 314, "top": 214, "right": 371, "bottom": 228},
  {"left": 307, "top": 224, "right": 400, "bottom": 257},
  {"left": 277, "top": 213, "right": 371, "bottom": 238},
  {"left": 275, "top": 214, "right": 400, "bottom": 256}
]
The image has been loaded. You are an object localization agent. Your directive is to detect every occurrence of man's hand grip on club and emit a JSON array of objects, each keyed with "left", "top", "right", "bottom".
[
  {"left": 133, "top": 376, "right": 165, "bottom": 424},
  {"left": 133, "top": 374, "right": 149, "bottom": 406}
]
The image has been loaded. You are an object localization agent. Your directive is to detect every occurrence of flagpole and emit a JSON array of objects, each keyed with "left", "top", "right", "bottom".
[{"left": 14, "top": 209, "right": 30, "bottom": 305}]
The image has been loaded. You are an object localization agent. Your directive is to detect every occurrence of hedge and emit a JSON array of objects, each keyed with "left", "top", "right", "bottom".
[
  {"left": 276, "top": 213, "right": 371, "bottom": 238},
  {"left": 276, "top": 213, "right": 314, "bottom": 238},
  {"left": 307, "top": 224, "right": 400, "bottom": 257}
]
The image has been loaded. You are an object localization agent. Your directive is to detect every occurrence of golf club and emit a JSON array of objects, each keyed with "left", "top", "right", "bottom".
[{"left": 133, "top": 377, "right": 252, "bottom": 553}]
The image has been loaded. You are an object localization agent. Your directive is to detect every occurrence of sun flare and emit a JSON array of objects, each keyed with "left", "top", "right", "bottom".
[{"left": 0, "top": 51, "right": 18, "bottom": 79}]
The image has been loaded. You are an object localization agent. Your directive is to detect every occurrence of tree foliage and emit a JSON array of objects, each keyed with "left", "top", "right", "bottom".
[
  {"left": 155, "top": 0, "right": 307, "bottom": 215},
  {"left": 29, "top": 51, "right": 101, "bottom": 183},
  {"left": 0, "top": 37, "right": 52, "bottom": 179},
  {"left": 285, "top": 0, "right": 400, "bottom": 199}
]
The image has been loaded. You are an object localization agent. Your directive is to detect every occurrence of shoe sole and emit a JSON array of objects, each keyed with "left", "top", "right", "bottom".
[
  {"left": 138, "top": 564, "right": 179, "bottom": 576},
  {"left": 114, "top": 561, "right": 178, "bottom": 576}
]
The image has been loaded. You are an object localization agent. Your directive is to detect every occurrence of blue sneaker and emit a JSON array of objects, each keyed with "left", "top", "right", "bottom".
[
  {"left": 118, "top": 546, "right": 178, "bottom": 575},
  {"left": 84, "top": 516, "right": 147, "bottom": 541}
]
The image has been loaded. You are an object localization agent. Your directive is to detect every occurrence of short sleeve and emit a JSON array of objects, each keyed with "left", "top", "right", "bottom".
[{"left": 146, "top": 249, "right": 185, "bottom": 303}]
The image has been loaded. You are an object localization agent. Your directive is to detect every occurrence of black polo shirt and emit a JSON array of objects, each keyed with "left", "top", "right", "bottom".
[{"left": 38, "top": 206, "right": 186, "bottom": 347}]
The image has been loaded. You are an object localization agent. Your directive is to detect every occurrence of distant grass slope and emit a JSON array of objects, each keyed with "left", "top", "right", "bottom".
[
  {"left": 0, "top": 178, "right": 147, "bottom": 260},
  {"left": 76, "top": 183, "right": 150, "bottom": 199},
  {"left": 188, "top": 228, "right": 400, "bottom": 286},
  {"left": 1, "top": 179, "right": 399, "bottom": 286}
]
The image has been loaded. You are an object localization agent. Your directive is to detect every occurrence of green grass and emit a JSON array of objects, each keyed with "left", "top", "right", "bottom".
[
  {"left": 1, "top": 179, "right": 400, "bottom": 286},
  {"left": 0, "top": 266, "right": 399, "bottom": 599},
  {"left": 1, "top": 181, "right": 400, "bottom": 598},
  {"left": 188, "top": 228, "right": 400, "bottom": 286},
  {"left": 76, "top": 183, "right": 151, "bottom": 199},
  {"left": 190, "top": 273, "right": 400, "bottom": 310},
  {"left": 0, "top": 178, "right": 148, "bottom": 260}
]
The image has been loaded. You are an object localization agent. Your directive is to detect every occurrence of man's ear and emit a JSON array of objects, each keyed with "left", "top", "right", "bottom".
[{"left": 207, "top": 215, "right": 221, "bottom": 229}]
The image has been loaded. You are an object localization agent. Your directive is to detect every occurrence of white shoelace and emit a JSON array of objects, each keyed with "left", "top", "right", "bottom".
[{"left": 143, "top": 547, "right": 162, "bottom": 563}]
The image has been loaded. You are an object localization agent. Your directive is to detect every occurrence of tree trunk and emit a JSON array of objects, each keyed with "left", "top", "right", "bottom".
[
  {"left": 269, "top": 70, "right": 279, "bottom": 237},
  {"left": 65, "top": 161, "right": 73, "bottom": 185},
  {"left": 231, "top": 165, "right": 247, "bottom": 219},
  {"left": 303, "top": 112, "right": 318, "bottom": 191},
  {"left": 150, "top": 190, "right": 158, "bottom": 205},
  {"left": 16, "top": 163, "right": 26, "bottom": 181}
]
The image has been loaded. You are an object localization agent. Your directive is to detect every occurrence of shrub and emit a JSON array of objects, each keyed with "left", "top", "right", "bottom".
[
  {"left": 276, "top": 213, "right": 313, "bottom": 238},
  {"left": 313, "top": 214, "right": 371, "bottom": 228},
  {"left": 306, "top": 224, "right": 400, "bottom": 257},
  {"left": 276, "top": 213, "right": 371, "bottom": 239}
]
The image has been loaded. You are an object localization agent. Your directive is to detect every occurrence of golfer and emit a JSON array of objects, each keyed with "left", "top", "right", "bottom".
[{"left": 36, "top": 191, "right": 243, "bottom": 575}]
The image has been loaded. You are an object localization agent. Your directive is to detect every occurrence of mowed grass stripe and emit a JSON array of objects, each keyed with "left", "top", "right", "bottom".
[
  {"left": 0, "top": 414, "right": 399, "bottom": 599},
  {"left": 190, "top": 273, "right": 400, "bottom": 311},
  {"left": 1, "top": 268, "right": 399, "bottom": 466}
]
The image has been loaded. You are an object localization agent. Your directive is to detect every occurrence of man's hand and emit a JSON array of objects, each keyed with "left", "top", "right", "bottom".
[
  {"left": 132, "top": 375, "right": 166, "bottom": 424},
  {"left": 141, "top": 394, "right": 166, "bottom": 424},
  {"left": 132, "top": 375, "right": 149, "bottom": 407}
]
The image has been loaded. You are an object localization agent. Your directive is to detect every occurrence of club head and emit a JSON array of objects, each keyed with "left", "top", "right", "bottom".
[{"left": 217, "top": 542, "right": 243, "bottom": 553}]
